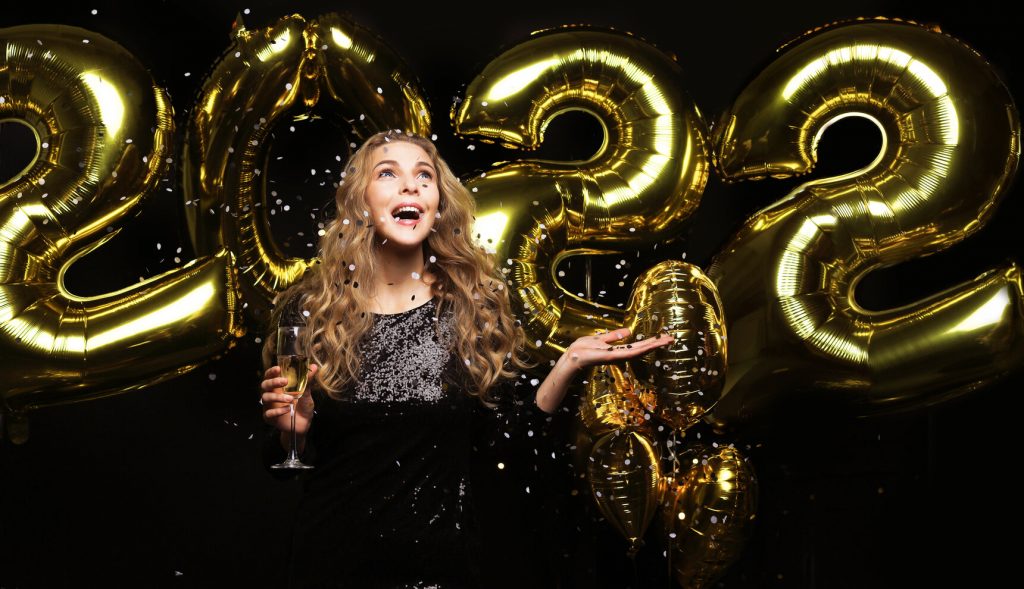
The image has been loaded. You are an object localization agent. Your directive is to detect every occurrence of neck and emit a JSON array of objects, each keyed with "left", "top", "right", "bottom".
[{"left": 368, "top": 243, "right": 433, "bottom": 312}]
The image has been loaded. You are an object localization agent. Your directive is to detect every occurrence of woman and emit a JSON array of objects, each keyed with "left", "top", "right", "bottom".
[{"left": 260, "top": 130, "right": 673, "bottom": 588}]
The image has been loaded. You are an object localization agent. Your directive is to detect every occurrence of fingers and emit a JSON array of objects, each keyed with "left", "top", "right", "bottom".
[
  {"left": 263, "top": 406, "right": 294, "bottom": 418},
  {"left": 582, "top": 328, "right": 673, "bottom": 349},
  {"left": 263, "top": 365, "right": 280, "bottom": 379},
  {"left": 604, "top": 336, "right": 673, "bottom": 357},
  {"left": 262, "top": 391, "right": 296, "bottom": 405},
  {"left": 594, "top": 328, "right": 631, "bottom": 344},
  {"left": 572, "top": 330, "right": 675, "bottom": 365},
  {"left": 260, "top": 375, "right": 289, "bottom": 392}
]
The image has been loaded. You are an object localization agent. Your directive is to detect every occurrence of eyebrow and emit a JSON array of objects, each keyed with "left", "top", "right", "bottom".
[{"left": 372, "top": 159, "right": 436, "bottom": 172}]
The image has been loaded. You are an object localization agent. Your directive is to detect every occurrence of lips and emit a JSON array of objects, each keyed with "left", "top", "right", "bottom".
[{"left": 390, "top": 202, "right": 424, "bottom": 224}]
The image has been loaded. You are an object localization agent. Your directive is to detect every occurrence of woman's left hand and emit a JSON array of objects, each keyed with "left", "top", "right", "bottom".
[
  {"left": 535, "top": 328, "right": 675, "bottom": 414},
  {"left": 561, "top": 327, "right": 674, "bottom": 374}
]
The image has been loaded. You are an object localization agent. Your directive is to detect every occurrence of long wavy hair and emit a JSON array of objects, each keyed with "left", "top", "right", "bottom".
[{"left": 263, "top": 130, "right": 532, "bottom": 402}]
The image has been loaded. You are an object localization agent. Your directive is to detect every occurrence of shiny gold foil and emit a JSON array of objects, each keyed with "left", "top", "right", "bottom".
[
  {"left": 587, "top": 429, "right": 661, "bottom": 553},
  {"left": 662, "top": 444, "right": 758, "bottom": 589},
  {"left": 184, "top": 13, "right": 432, "bottom": 320},
  {"left": 626, "top": 261, "right": 726, "bottom": 431},
  {"left": 0, "top": 25, "right": 242, "bottom": 438},
  {"left": 708, "top": 18, "right": 1023, "bottom": 426},
  {"left": 454, "top": 26, "right": 709, "bottom": 367},
  {"left": 580, "top": 363, "right": 655, "bottom": 436}
]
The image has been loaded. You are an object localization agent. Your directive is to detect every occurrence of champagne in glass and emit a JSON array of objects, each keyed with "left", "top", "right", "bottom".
[
  {"left": 277, "top": 353, "right": 309, "bottom": 396},
  {"left": 271, "top": 325, "right": 314, "bottom": 470}
]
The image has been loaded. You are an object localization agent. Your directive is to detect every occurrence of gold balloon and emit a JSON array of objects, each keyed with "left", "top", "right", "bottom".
[
  {"left": 625, "top": 261, "right": 727, "bottom": 431},
  {"left": 184, "top": 13, "right": 432, "bottom": 321},
  {"left": 662, "top": 444, "right": 758, "bottom": 589},
  {"left": 587, "top": 429, "right": 661, "bottom": 553},
  {"left": 454, "top": 26, "right": 710, "bottom": 367},
  {"left": 707, "top": 18, "right": 1024, "bottom": 426},
  {"left": 580, "top": 364, "right": 655, "bottom": 436},
  {"left": 0, "top": 25, "right": 242, "bottom": 439}
]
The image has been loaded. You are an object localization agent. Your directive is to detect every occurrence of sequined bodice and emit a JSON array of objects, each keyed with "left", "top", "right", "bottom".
[{"left": 354, "top": 297, "right": 453, "bottom": 403}]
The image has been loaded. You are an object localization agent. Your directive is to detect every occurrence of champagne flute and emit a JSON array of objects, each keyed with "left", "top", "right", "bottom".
[{"left": 270, "top": 325, "right": 314, "bottom": 470}]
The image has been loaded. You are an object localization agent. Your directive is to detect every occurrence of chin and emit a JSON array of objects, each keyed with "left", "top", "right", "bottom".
[{"left": 381, "top": 235, "right": 426, "bottom": 250}]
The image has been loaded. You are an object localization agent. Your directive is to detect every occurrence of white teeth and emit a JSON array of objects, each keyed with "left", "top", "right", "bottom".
[{"left": 392, "top": 205, "right": 422, "bottom": 221}]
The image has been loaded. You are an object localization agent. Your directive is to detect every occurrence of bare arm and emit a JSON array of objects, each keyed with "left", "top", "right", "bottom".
[{"left": 534, "top": 328, "right": 674, "bottom": 413}]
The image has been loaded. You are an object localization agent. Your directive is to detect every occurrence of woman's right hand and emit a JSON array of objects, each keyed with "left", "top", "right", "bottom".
[{"left": 260, "top": 364, "right": 318, "bottom": 436}]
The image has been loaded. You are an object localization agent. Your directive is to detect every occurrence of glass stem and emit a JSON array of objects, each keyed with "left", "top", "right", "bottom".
[{"left": 288, "top": 403, "right": 298, "bottom": 461}]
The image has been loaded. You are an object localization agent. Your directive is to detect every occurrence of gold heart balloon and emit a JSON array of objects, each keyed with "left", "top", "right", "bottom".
[
  {"left": 587, "top": 429, "right": 661, "bottom": 554},
  {"left": 662, "top": 444, "right": 758, "bottom": 589},
  {"left": 581, "top": 260, "right": 729, "bottom": 556},
  {"left": 624, "top": 260, "right": 727, "bottom": 432}
]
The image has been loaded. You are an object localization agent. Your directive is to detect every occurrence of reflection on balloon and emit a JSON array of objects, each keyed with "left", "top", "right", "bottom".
[
  {"left": 184, "top": 13, "right": 432, "bottom": 322},
  {"left": 662, "top": 444, "right": 758, "bottom": 589},
  {"left": 455, "top": 26, "right": 709, "bottom": 368},
  {"left": 0, "top": 24, "right": 242, "bottom": 441},
  {"left": 580, "top": 364, "right": 654, "bottom": 436},
  {"left": 708, "top": 18, "right": 1024, "bottom": 427},
  {"left": 588, "top": 429, "right": 661, "bottom": 554},
  {"left": 626, "top": 261, "right": 726, "bottom": 432}
]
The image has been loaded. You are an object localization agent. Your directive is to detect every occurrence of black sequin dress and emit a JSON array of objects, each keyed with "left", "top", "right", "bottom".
[{"left": 263, "top": 295, "right": 552, "bottom": 589}]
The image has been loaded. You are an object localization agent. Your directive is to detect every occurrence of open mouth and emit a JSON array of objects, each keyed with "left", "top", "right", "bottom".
[{"left": 391, "top": 204, "right": 424, "bottom": 225}]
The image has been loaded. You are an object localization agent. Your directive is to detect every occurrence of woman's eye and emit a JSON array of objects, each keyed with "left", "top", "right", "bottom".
[
  {"left": 378, "top": 169, "right": 395, "bottom": 178},
  {"left": 418, "top": 171, "right": 433, "bottom": 180}
]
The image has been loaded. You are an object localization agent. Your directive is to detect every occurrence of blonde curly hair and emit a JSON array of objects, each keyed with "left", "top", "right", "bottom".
[{"left": 263, "top": 130, "right": 532, "bottom": 401}]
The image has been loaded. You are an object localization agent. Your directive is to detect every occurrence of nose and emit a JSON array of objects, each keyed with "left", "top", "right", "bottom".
[{"left": 400, "top": 173, "right": 419, "bottom": 194}]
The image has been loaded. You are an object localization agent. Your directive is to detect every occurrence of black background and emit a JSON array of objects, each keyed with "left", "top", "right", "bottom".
[{"left": 1, "top": 1, "right": 1021, "bottom": 588}]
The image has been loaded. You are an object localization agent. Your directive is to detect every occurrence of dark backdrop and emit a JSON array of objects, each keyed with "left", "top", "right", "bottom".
[{"left": 1, "top": 1, "right": 1020, "bottom": 588}]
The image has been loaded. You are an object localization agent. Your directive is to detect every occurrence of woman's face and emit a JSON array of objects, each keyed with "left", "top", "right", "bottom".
[{"left": 363, "top": 141, "right": 441, "bottom": 253}]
